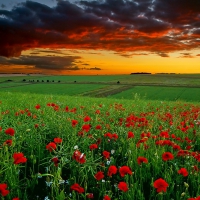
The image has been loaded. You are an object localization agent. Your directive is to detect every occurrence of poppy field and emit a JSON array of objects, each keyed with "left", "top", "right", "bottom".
[{"left": 0, "top": 92, "right": 200, "bottom": 200}]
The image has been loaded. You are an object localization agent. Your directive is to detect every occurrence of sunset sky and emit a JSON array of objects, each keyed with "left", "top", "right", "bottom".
[{"left": 0, "top": 0, "right": 200, "bottom": 75}]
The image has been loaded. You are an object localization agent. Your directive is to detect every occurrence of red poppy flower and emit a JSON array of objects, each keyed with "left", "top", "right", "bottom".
[
  {"left": 54, "top": 137, "right": 62, "bottom": 144},
  {"left": 104, "top": 133, "right": 112, "bottom": 139},
  {"left": 84, "top": 116, "right": 91, "bottom": 122},
  {"left": 72, "top": 150, "right": 86, "bottom": 164},
  {"left": 95, "top": 125, "right": 102, "bottom": 130},
  {"left": 86, "top": 193, "right": 94, "bottom": 199},
  {"left": 5, "top": 128, "right": 15, "bottom": 136},
  {"left": 112, "top": 133, "right": 118, "bottom": 140},
  {"left": 103, "top": 151, "right": 110, "bottom": 159},
  {"left": 119, "top": 166, "right": 132, "bottom": 177},
  {"left": 94, "top": 171, "right": 104, "bottom": 180},
  {"left": 35, "top": 104, "right": 40, "bottom": 109},
  {"left": 107, "top": 165, "right": 117, "bottom": 177},
  {"left": 71, "top": 120, "right": 78, "bottom": 127},
  {"left": 153, "top": 178, "right": 169, "bottom": 193},
  {"left": 82, "top": 124, "right": 91, "bottom": 132},
  {"left": 128, "top": 131, "right": 134, "bottom": 139},
  {"left": 13, "top": 153, "right": 27, "bottom": 165},
  {"left": 70, "top": 183, "right": 84, "bottom": 193},
  {"left": 0, "top": 183, "right": 9, "bottom": 196},
  {"left": 89, "top": 144, "right": 98, "bottom": 150},
  {"left": 52, "top": 157, "right": 59, "bottom": 167},
  {"left": 178, "top": 168, "right": 188, "bottom": 177},
  {"left": 137, "top": 157, "right": 148, "bottom": 165},
  {"left": 12, "top": 198, "right": 20, "bottom": 200},
  {"left": 118, "top": 182, "right": 128, "bottom": 192},
  {"left": 95, "top": 109, "right": 100, "bottom": 114},
  {"left": 159, "top": 131, "right": 169, "bottom": 138},
  {"left": 162, "top": 152, "right": 174, "bottom": 161},
  {"left": 3, "top": 139, "right": 12, "bottom": 146},
  {"left": 103, "top": 195, "right": 111, "bottom": 200},
  {"left": 46, "top": 142, "right": 57, "bottom": 152}
]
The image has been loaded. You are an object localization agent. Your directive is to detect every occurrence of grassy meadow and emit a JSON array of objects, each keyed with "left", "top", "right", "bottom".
[
  {"left": 0, "top": 74, "right": 200, "bottom": 101},
  {"left": 0, "top": 74, "right": 200, "bottom": 200}
]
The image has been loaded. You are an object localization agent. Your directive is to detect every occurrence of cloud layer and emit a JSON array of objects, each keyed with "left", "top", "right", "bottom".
[{"left": 0, "top": 0, "right": 200, "bottom": 57}]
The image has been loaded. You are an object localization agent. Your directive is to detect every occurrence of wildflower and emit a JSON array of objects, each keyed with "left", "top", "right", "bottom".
[
  {"left": 3, "top": 139, "right": 12, "bottom": 146},
  {"left": 119, "top": 166, "right": 132, "bottom": 177},
  {"left": 137, "top": 157, "right": 148, "bottom": 165},
  {"left": 84, "top": 116, "right": 91, "bottom": 122},
  {"left": 13, "top": 153, "right": 27, "bottom": 164},
  {"left": 86, "top": 193, "right": 94, "bottom": 199},
  {"left": 103, "top": 195, "right": 111, "bottom": 200},
  {"left": 128, "top": 131, "right": 134, "bottom": 139},
  {"left": 89, "top": 144, "right": 98, "bottom": 150},
  {"left": 72, "top": 150, "right": 86, "bottom": 164},
  {"left": 162, "top": 152, "right": 174, "bottom": 161},
  {"left": 95, "top": 125, "right": 102, "bottom": 130},
  {"left": 153, "top": 178, "right": 169, "bottom": 193},
  {"left": 12, "top": 198, "right": 20, "bottom": 200},
  {"left": 35, "top": 104, "right": 41, "bottom": 109},
  {"left": 118, "top": 182, "right": 129, "bottom": 192},
  {"left": 54, "top": 137, "right": 62, "bottom": 144},
  {"left": 111, "top": 149, "right": 115, "bottom": 154},
  {"left": 103, "top": 151, "right": 110, "bottom": 159},
  {"left": 178, "top": 168, "right": 188, "bottom": 177},
  {"left": 0, "top": 183, "right": 9, "bottom": 196},
  {"left": 70, "top": 183, "right": 84, "bottom": 193},
  {"left": 82, "top": 124, "right": 91, "bottom": 132},
  {"left": 46, "top": 142, "right": 57, "bottom": 152},
  {"left": 5, "top": 127, "right": 15, "bottom": 136},
  {"left": 112, "top": 133, "right": 118, "bottom": 140},
  {"left": 52, "top": 157, "right": 59, "bottom": 167},
  {"left": 107, "top": 165, "right": 117, "bottom": 177},
  {"left": 71, "top": 120, "right": 78, "bottom": 127},
  {"left": 94, "top": 171, "right": 104, "bottom": 181}
]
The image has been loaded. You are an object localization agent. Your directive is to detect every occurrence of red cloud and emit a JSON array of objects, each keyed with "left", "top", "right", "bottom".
[{"left": 0, "top": 0, "right": 200, "bottom": 57}]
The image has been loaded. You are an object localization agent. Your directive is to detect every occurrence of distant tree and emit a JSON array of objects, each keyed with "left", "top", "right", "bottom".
[
  {"left": 117, "top": 81, "right": 120, "bottom": 84},
  {"left": 52, "top": 80, "right": 54, "bottom": 82},
  {"left": 58, "top": 80, "right": 61, "bottom": 83},
  {"left": 47, "top": 80, "right": 49, "bottom": 82},
  {"left": 42, "top": 80, "right": 44, "bottom": 82},
  {"left": 74, "top": 81, "right": 76, "bottom": 83},
  {"left": 37, "top": 80, "right": 39, "bottom": 82},
  {"left": 22, "top": 79, "right": 26, "bottom": 82},
  {"left": 7, "top": 79, "right": 13, "bottom": 82}
]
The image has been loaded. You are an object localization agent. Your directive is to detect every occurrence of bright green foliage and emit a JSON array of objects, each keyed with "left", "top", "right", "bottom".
[{"left": 0, "top": 92, "right": 200, "bottom": 200}]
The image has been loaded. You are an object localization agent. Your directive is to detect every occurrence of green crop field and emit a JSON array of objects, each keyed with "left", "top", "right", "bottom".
[
  {"left": 0, "top": 83, "right": 106, "bottom": 96},
  {"left": 0, "top": 74, "right": 200, "bottom": 102},
  {"left": 109, "top": 86, "right": 200, "bottom": 102}
]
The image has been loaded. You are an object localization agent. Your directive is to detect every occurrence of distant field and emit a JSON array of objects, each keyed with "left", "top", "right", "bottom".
[
  {"left": 109, "top": 86, "right": 200, "bottom": 102},
  {"left": 0, "top": 74, "right": 200, "bottom": 101},
  {"left": 1, "top": 74, "right": 200, "bottom": 85},
  {"left": 0, "top": 83, "right": 105, "bottom": 95}
]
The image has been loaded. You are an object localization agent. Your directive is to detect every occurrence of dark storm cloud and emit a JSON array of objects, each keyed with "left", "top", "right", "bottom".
[
  {"left": 88, "top": 67, "right": 101, "bottom": 70},
  {"left": 0, "top": 0, "right": 200, "bottom": 57},
  {"left": 1, "top": 4, "right": 5, "bottom": 8},
  {"left": 0, "top": 55, "right": 82, "bottom": 70},
  {"left": 179, "top": 53, "right": 194, "bottom": 58},
  {"left": 156, "top": 52, "right": 169, "bottom": 57}
]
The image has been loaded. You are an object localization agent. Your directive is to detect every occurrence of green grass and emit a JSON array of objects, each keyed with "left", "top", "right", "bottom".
[
  {"left": 0, "top": 83, "right": 106, "bottom": 95},
  {"left": 0, "top": 91, "right": 200, "bottom": 200},
  {"left": 109, "top": 86, "right": 200, "bottom": 102}
]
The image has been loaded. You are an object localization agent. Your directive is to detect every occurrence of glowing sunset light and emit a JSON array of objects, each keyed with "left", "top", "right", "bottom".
[{"left": 0, "top": 0, "right": 200, "bottom": 74}]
